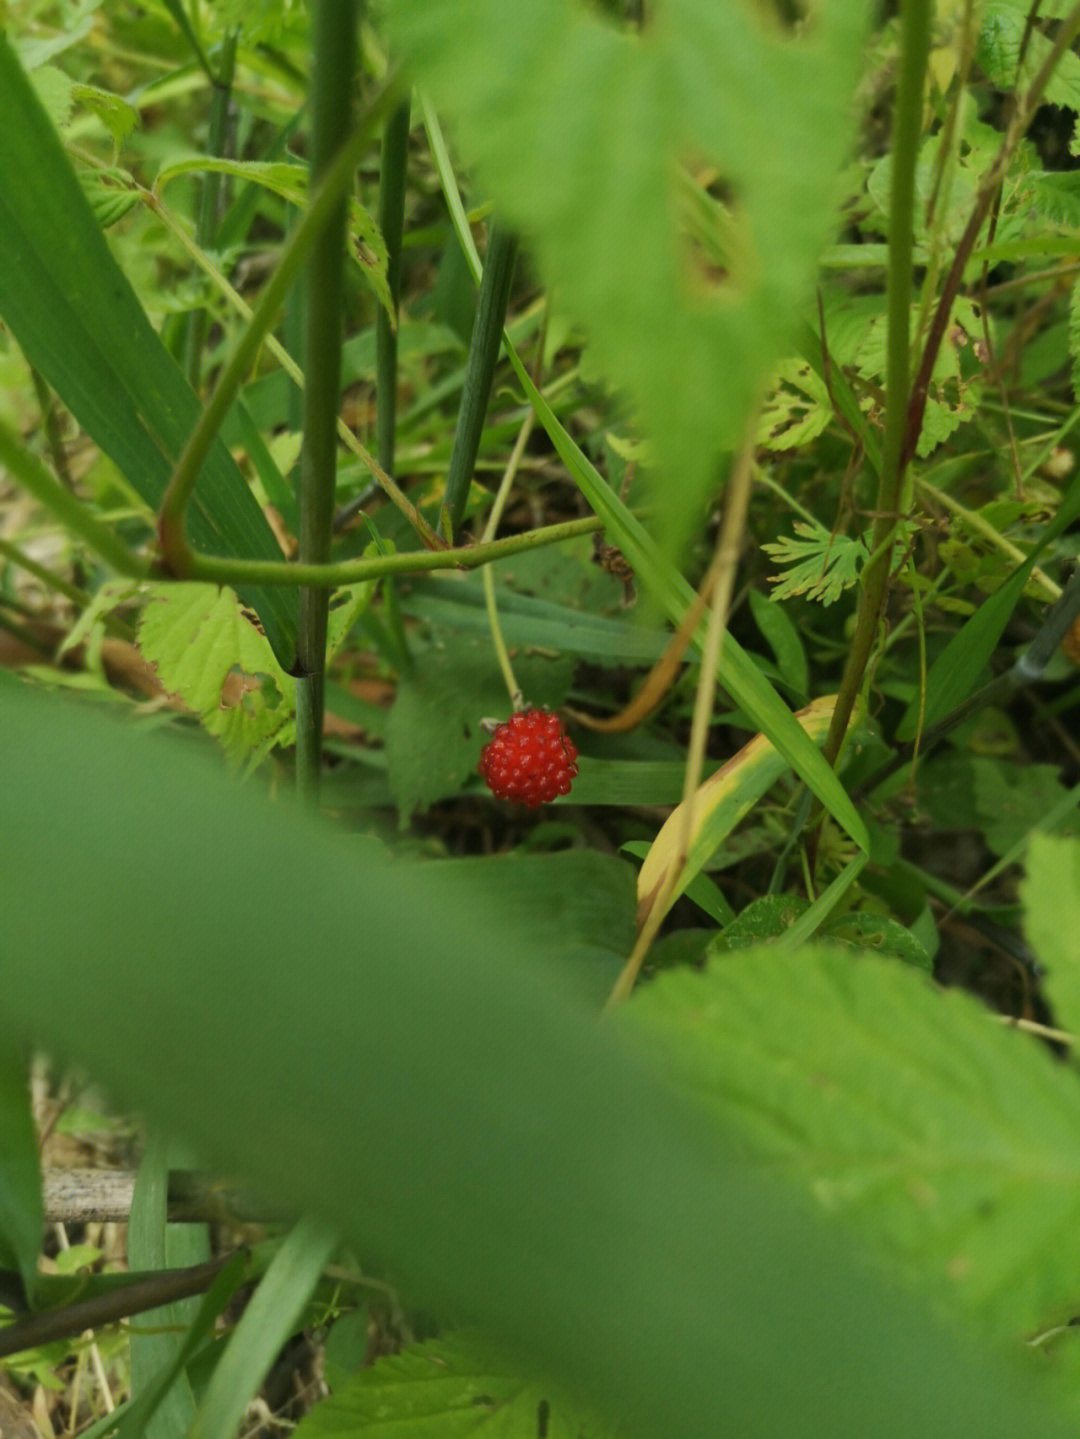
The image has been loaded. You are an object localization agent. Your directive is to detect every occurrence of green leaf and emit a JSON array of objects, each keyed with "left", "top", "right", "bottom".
[
  {"left": 978, "top": 3, "right": 1080, "bottom": 111},
  {"left": 748, "top": 588, "right": 809, "bottom": 698},
  {"left": 762, "top": 521, "right": 868, "bottom": 606},
  {"left": 70, "top": 83, "right": 140, "bottom": 147},
  {"left": 896, "top": 463, "right": 1080, "bottom": 740},
  {"left": 189, "top": 1215, "right": 337, "bottom": 1439},
  {"left": 137, "top": 584, "right": 296, "bottom": 764},
  {"left": 155, "top": 157, "right": 392, "bottom": 316},
  {"left": 127, "top": 1136, "right": 197, "bottom": 1438},
  {"left": 0, "top": 1050, "right": 42, "bottom": 1304},
  {"left": 625, "top": 943, "right": 1080, "bottom": 1339},
  {"left": 0, "top": 38, "right": 298, "bottom": 667},
  {"left": 2, "top": 675, "right": 1077, "bottom": 1439},
  {"left": 972, "top": 758, "right": 1079, "bottom": 857},
  {"left": 391, "top": 0, "right": 868, "bottom": 560},
  {"left": 1023, "top": 833, "right": 1080, "bottom": 1039},
  {"left": 292, "top": 1332, "right": 613, "bottom": 1438}
]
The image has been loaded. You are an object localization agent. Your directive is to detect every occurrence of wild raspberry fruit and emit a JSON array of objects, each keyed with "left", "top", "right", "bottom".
[{"left": 478, "top": 709, "right": 578, "bottom": 808}]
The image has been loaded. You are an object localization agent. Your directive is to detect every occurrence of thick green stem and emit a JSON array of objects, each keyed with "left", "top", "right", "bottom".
[
  {"left": 158, "top": 72, "right": 400, "bottom": 576},
  {"left": 295, "top": 0, "right": 360, "bottom": 806},
  {"left": 184, "top": 31, "right": 237, "bottom": 391},
  {"left": 822, "top": 0, "right": 932, "bottom": 770},
  {"left": 376, "top": 100, "right": 410, "bottom": 477},
  {"left": 441, "top": 223, "right": 518, "bottom": 540}
]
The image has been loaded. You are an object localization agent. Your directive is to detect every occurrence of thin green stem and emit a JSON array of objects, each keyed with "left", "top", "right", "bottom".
[
  {"left": 186, "top": 514, "right": 602, "bottom": 587},
  {"left": 441, "top": 224, "right": 519, "bottom": 540},
  {"left": 158, "top": 70, "right": 402, "bottom": 575},
  {"left": 376, "top": 99, "right": 411, "bottom": 477},
  {"left": 0, "top": 420, "right": 149, "bottom": 579},
  {"left": 822, "top": 0, "right": 932, "bottom": 771},
  {"left": 0, "top": 536, "right": 90, "bottom": 609},
  {"left": 481, "top": 410, "right": 536, "bottom": 710},
  {"left": 295, "top": 0, "right": 360, "bottom": 807}
]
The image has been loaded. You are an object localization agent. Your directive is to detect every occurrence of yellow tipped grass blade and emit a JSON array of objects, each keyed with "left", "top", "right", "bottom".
[{"left": 636, "top": 696, "right": 837, "bottom": 934}]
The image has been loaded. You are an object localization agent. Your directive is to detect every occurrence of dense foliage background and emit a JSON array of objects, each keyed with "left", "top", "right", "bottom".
[{"left": 4, "top": 1, "right": 1080, "bottom": 1435}]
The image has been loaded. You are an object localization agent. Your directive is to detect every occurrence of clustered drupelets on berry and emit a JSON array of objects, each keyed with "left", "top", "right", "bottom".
[{"left": 478, "top": 708, "right": 579, "bottom": 808}]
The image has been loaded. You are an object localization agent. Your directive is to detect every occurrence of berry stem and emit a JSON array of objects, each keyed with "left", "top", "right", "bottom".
[{"left": 482, "top": 408, "right": 536, "bottom": 712}]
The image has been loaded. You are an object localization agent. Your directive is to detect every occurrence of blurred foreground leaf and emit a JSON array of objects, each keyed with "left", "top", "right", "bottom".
[{"left": 0, "top": 674, "right": 1073, "bottom": 1439}]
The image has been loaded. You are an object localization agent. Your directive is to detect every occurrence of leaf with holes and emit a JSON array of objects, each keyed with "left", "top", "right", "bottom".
[
  {"left": 138, "top": 583, "right": 295, "bottom": 764},
  {"left": 386, "top": 0, "right": 868, "bottom": 559}
]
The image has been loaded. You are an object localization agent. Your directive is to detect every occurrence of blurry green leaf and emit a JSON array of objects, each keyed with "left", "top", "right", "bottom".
[
  {"left": 625, "top": 940, "right": 1080, "bottom": 1338},
  {"left": 0, "top": 1051, "right": 42, "bottom": 1304},
  {"left": 390, "top": 0, "right": 868, "bottom": 559},
  {"left": 0, "top": 38, "right": 298, "bottom": 666},
  {"left": 972, "top": 758, "right": 1079, "bottom": 857},
  {"left": 1, "top": 676, "right": 1075, "bottom": 1437},
  {"left": 293, "top": 1331, "right": 613, "bottom": 1438},
  {"left": 1023, "top": 833, "right": 1080, "bottom": 1037},
  {"left": 70, "top": 83, "right": 140, "bottom": 146}
]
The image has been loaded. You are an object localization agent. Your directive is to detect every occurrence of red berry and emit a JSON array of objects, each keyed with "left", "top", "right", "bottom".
[{"left": 478, "top": 709, "right": 579, "bottom": 808}]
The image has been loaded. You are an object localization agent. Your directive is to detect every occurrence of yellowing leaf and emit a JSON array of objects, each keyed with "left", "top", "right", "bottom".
[
  {"left": 138, "top": 582, "right": 295, "bottom": 763},
  {"left": 636, "top": 696, "right": 836, "bottom": 934}
]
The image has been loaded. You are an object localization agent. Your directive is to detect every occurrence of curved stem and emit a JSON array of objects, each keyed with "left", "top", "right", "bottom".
[{"left": 186, "top": 513, "right": 603, "bottom": 588}]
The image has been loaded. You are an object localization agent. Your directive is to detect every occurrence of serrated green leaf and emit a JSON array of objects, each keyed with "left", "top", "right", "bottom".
[
  {"left": 138, "top": 583, "right": 295, "bottom": 762},
  {"left": 292, "top": 1332, "right": 614, "bottom": 1439},
  {"left": 978, "top": 3, "right": 1080, "bottom": 111},
  {"left": 1023, "top": 833, "right": 1080, "bottom": 1039},
  {"left": 624, "top": 944, "right": 1080, "bottom": 1338},
  {"left": 762, "top": 521, "right": 867, "bottom": 606},
  {"left": 390, "top": 0, "right": 868, "bottom": 560}
]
